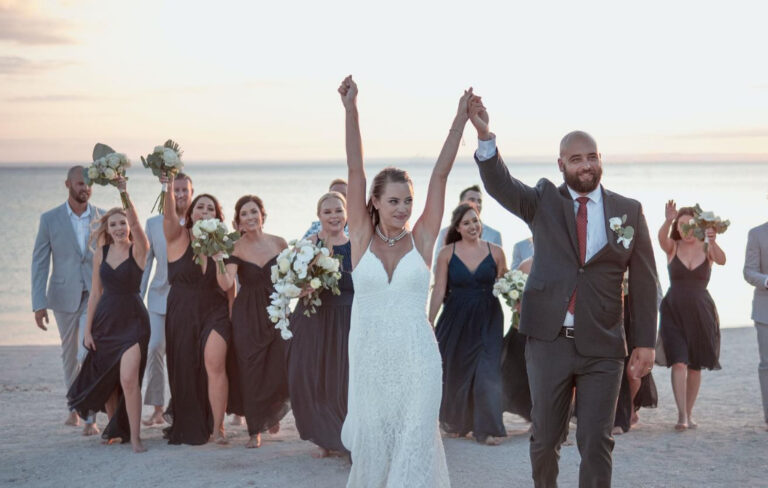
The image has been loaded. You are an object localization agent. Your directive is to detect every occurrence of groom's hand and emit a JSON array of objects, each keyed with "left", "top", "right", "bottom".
[
  {"left": 628, "top": 346, "right": 655, "bottom": 379},
  {"left": 468, "top": 96, "right": 492, "bottom": 140}
]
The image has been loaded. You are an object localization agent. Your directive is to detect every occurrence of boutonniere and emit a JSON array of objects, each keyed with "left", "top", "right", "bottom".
[{"left": 609, "top": 215, "right": 634, "bottom": 249}]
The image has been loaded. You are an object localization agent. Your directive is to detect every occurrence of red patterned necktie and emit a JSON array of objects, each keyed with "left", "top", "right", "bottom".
[{"left": 567, "top": 196, "right": 590, "bottom": 314}]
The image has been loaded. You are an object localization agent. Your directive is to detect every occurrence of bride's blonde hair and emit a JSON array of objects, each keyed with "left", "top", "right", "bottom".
[{"left": 89, "top": 207, "right": 132, "bottom": 251}]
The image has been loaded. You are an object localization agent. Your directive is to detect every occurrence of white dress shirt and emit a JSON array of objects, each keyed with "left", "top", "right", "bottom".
[
  {"left": 66, "top": 201, "right": 91, "bottom": 255},
  {"left": 475, "top": 136, "right": 608, "bottom": 327}
]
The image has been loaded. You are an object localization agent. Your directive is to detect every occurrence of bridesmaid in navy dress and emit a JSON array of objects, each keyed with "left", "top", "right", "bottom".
[
  {"left": 286, "top": 192, "right": 353, "bottom": 458},
  {"left": 217, "top": 195, "right": 290, "bottom": 448},
  {"left": 67, "top": 177, "right": 150, "bottom": 453},
  {"left": 428, "top": 202, "right": 507, "bottom": 445},
  {"left": 162, "top": 176, "right": 234, "bottom": 445},
  {"left": 657, "top": 201, "right": 726, "bottom": 430}
]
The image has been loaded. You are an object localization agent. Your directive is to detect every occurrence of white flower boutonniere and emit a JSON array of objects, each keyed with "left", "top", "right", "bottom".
[{"left": 609, "top": 215, "right": 634, "bottom": 249}]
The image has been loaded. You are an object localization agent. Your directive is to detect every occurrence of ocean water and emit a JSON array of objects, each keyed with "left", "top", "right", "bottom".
[{"left": 2, "top": 158, "right": 767, "bottom": 346}]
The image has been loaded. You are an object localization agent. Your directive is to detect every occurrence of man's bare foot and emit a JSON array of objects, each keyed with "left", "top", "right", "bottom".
[
  {"left": 230, "top": 415, "right": 244, "bottom": 426},
  {"left": 311, "top": 447, "right": 330, "bottom": 458},
  {"left": 83, "top": 423, "right": 100, "bottom": 436},
  {"left": 268, "top": 422, "right": 280, "bottom": 435},
  {"left": 132, "top": 440, "right": 147, "bottom": 453},
  {"left": 65, "top": 411, "right": 80, "bottom": 426},
  {"left": 611, "top": 426, "right": 624, "bottom": 435},
  {"left": 245, "top": 434, "right": 261, "bottom": 448},
  {"left": 484, "top": 436, "right": 503, "bottom": 446},
  {"left": 142, "top": 408, "right": 165, "bottom": 426},
  {"left": 212, "top": 431, "right": 229, "bottom": 445}
]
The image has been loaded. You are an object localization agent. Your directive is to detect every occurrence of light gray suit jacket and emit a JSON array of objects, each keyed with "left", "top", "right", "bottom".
[
  {"left": 744, "top": 222, "right": 768, "bottom": 324},
  {"left": 140, "top": 215, "right": 169, "bottom": 315},
  {"left": 31, "top": 202, "right": 103, "bottom": 313},
  {"left": 510, "top": 237, "right": 534, "bottom": 270}
]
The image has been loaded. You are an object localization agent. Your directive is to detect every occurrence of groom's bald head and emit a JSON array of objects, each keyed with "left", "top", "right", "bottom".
[{"left": 559, "top": 131, "right": 598, "bottom": 158}]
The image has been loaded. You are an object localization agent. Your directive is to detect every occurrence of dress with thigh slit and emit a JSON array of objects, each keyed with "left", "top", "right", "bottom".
[
  {"left": 67, "top": 244, "right": 150, "bottom": 441},
  {"left": 163, "top": 244, "right": 232, "bottom": 445}
]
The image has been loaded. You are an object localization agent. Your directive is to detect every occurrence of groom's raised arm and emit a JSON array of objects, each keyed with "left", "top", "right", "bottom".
[{"left": 468, "top": 96, "right": 539, "bottom": 225}]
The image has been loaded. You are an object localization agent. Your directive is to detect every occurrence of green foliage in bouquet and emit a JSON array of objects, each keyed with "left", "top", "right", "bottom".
[
  {"left": 680, "top": 203, "right": 730, "bottom": 251},
  {"left": 190, "top": 219, "right": 241, "bottom": 274},
  {"left": 83, "top": 143, "right": 130, "bottom": 209}
]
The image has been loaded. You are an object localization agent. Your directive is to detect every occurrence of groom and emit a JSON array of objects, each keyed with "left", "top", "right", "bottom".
[{"left": 468, "top": 98, "right": 657, "bottom": 487}]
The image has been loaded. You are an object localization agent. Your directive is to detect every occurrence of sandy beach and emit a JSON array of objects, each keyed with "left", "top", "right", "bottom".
[{"left": 1, "top": 326, "right": 765, "bottom": 488}]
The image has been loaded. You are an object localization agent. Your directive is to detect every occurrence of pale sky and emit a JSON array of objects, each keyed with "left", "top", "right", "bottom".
[{"left": 1, "top": 0, "right": 767, "bottom": 163}]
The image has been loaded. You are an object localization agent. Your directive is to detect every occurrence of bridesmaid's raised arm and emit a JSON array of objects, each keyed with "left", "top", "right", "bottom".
[
  {"left": 339, "top": 75, "right": 372, "bottom": 263},
  {"left": 414, "top": 89, "right": 472, "bottom": 265},
  {"left": 116, "top": 176, "right": 149, "bottom": 270},
  {"left": 162, "top": 173, "right": 184, "bottom": 246},
  {"left": 658, "top": 200, "right": 677, "bottom": 257}
]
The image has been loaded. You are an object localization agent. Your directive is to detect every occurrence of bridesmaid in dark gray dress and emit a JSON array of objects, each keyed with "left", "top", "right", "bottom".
[
  {"left": 67, "top": 178, "right": 150, "bottom": 453},
  {"left": 657, "top": 201, "right": 726, "bottom": 430},
  {"left": 286, "top": 192, "right": 353, "bottom": 458},
  {"left": 217, "top": 195, "right": 290, "bottom": 448}
]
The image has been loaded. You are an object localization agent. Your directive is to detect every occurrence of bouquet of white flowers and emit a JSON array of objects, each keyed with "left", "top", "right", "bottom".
[
  {"left": 267, "top": 239, "right": 343, "bottom": 340},
  {"left": 680, "top": 203, "right": 730, "bottom": 252},
  {"left": 190, "top": 218, "right": 240, "bottom": 274},
  {"left": 141, "top": 139, "right": 184, "bottom": 214},
  {"left": 83, "top": 144, "right": 131, "bottom": 209},
  {"left": 493, "top": 269, "right": 528, "bottom": 328}
]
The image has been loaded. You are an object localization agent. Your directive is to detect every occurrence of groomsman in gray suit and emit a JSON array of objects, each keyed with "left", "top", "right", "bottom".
[
  {"left": 433, "top": 184, "right": 503, "bottom": 262},
  {"left": 468, "top": 96, "right": 657, "bottom": 487},
  {"left": 744, "top": 219, "right": 768, "bottom": 431},
  {"left": 139, "top": 172, "right": 194, "bottom": 425},
  {"left": 31, "top": 166, "right": 103, "bottom": 428},
  {"left": 511, "top": 236, "right": 534, "bottom": 270}
]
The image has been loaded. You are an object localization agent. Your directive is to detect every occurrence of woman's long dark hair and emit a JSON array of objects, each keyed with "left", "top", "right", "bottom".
[
  {"left": 184, "top": 193, "right": 225, "bottom": 229},
  {"left": 444, "top": 203, "right": 481, "bottom": 245},
  {"left": 669, "top": 206, "right": 696, "bottom": 241}
]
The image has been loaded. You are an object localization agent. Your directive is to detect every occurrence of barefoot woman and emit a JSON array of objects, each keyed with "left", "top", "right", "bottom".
[
  {"left": 162, "top": 176, "right": 233, "bottom": 445},
  {"left": 67, "top": 176, "right": 150, "bottom": 453}
]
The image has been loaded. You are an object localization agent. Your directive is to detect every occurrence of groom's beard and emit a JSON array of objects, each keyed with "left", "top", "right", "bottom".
[{"left": 564, "top": 165, "right": 602, "bottom": 193}]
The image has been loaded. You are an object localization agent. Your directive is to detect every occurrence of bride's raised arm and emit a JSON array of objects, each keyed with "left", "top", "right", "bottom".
[
  {"left": 339, "top": 75, "right": 373, "bottom": 264},
  {"left": 413, "top": 88, "right": 472, "bottom": 266}
]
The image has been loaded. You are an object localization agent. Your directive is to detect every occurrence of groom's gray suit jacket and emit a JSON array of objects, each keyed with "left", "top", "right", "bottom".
[
  {"left": 477, "top": 151, "right": 658, "bottom": 358},
  {"left": 31, "top": 202, "right": 103, "bottom": 313},
  {"left": 745, "top": 222, "right": 768, "bottom": 324}
]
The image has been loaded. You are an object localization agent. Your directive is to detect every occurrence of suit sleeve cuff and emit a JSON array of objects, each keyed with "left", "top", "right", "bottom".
[{"left": 475, "top": 135, "right": 497, "bottom": 161}]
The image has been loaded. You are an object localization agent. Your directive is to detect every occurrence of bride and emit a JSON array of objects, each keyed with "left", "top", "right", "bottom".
[{"left": 338, "top": 75, "right": 470, "bottom": 487}]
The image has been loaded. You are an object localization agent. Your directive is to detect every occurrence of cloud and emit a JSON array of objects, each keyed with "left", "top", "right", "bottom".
[
  {"left": 5, "top": 94, "right": 93, "bottom": 102},
  {"left": 0, "top": 4, "right": 75, "bottom": 45},
  {"left": 671, "top": 129, "right": 768, "bottom": 139},
  {"left": 0, "top": 56, "right": 71, "bottom": 75}
]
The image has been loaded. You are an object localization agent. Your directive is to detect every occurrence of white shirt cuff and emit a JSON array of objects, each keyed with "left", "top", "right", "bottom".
[
  {"left": 563, "top": 311, "right": 574, "bottom": 327},
  {"left": 475, "top": 135, "right": 497, "bottom": 162}
]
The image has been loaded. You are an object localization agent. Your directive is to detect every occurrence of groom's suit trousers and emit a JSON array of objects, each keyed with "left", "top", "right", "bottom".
[{"left": 526, "top": 335, "right": 624, "bottom": 488}]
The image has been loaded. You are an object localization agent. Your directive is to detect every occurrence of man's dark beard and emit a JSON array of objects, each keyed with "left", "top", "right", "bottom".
[
  {"left": 70, "top": 187, "right": 90, "bottom": 204},
  {"left": 564, "top": 166, "right": 602, "bottom": 193}
]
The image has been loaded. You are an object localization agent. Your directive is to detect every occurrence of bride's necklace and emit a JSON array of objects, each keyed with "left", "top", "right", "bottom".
[{"left": 375, "top": 225, "right": 408, "bottom": 247}]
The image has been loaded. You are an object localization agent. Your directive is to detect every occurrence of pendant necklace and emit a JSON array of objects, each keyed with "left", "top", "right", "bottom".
[{"left": 375, "top": 225, "right": 408, "bottom": 247}]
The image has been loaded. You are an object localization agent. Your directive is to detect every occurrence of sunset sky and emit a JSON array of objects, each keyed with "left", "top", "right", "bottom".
[{"left": 1, "top": 0, "right": 767, "bottom": 163}]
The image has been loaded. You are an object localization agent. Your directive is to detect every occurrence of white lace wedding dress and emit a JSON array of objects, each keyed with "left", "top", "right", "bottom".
[{"left": 342, "top": 236, "right": 450, "bottom": 487}]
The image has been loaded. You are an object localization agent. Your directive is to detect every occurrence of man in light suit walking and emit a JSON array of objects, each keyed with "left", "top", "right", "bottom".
[
  {"left": 510, "top": 236, "right": 534, "bottom": 270},
  {"left": 139, "top": 172, "right": 194, "bottom": 425},
  {"left": 31, "top": 166, "right": 103, "bottom": 429},
  {"left": 469, "top": 96, "right": 657, "bottom": 487},
  {"left": 744, "top": 219, "right": 768, "bottom": 431}
]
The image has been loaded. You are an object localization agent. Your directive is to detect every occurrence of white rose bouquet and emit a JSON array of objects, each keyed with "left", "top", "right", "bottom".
[
  {"left": 140, "top": 139, "right": 185, "bottom": 214},
  {"left": 83, "top": 144, "right": 131, "bottom": 209},
  {"left": 680, "top": 203, "right": 730, "bottom": 252},
  {"left": 492, "top": 269, "right": 528, "bottom": 329},
  {"left": 267, "top": 238, "right": 343, "bottom": 340},
  {"left": 190, "top": 218, "right": 241, "bottom": 274}
]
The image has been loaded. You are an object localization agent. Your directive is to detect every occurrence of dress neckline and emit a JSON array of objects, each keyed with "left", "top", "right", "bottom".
[{"left": 366, "top": 234, "right": 417, "bottom": 285}]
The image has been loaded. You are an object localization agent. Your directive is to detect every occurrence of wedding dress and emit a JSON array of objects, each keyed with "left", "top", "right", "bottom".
[{"left": 342, "top": 235, "right": 450, "bottom": 487}]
